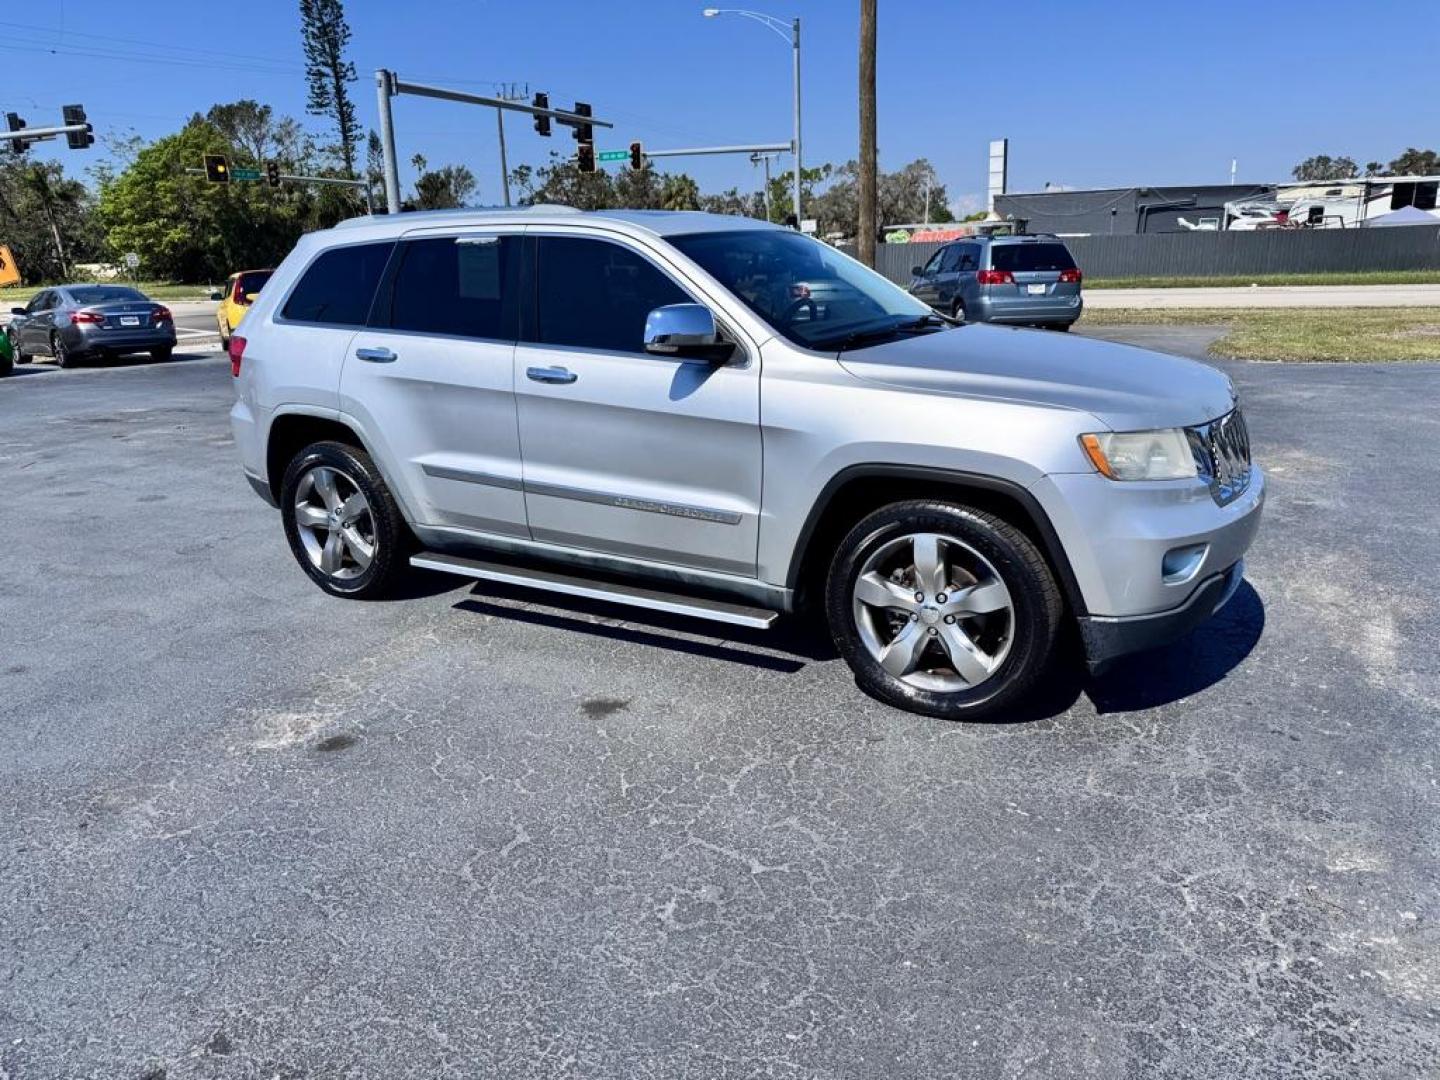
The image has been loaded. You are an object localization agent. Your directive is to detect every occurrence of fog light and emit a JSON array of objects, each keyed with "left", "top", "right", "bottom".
[{"left": 1162, "top": 543, "right": 1207, "bottom": 584}]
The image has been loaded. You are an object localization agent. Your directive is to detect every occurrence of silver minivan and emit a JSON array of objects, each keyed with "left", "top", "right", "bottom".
[
  {"left": 909, "top": 235, "right": 1083, "bottom": 330},
  {"left": 230, "top": 208, "right": 1261, "bottom": 721}
]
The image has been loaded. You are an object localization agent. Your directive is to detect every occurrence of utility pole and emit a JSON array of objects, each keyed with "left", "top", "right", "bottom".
[
  {"left": 751, "top": 151, "right": 777, "bottom": 221},
  {"left": 857, "top": 0, "right": 878, "bottom": 267},
  {"left": 495, "top": 82, "right": 528, "bottom": 208}
]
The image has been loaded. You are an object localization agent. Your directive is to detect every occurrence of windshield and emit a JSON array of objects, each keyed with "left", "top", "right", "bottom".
[
  {"left": 669, "top": 229, "right": 932, "bottom": 350},
  {"left": 68, "top": 285, "right": 146, "bottom": 305}
]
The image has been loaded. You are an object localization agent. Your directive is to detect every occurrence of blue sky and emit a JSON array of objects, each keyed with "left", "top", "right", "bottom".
[{"left": 5, "top": 0, "right": 1437, "bottom": 209}]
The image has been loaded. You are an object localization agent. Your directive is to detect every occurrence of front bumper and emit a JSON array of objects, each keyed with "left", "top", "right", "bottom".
[{"left": 1078, "top": 559, "right": 1245, "bottom": 668}]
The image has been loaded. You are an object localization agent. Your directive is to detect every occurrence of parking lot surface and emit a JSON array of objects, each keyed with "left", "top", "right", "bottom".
[{"left": 1, "top": 338, "right": 1437, "bottom": 1079}]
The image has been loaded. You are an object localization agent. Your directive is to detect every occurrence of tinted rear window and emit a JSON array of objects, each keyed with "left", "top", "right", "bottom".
[
  {"left": 282, "top": 242, "right": 393, "bottom": 325},
  {"left": 237, "top": 271, "right": 273, "bottom": 295},
  {"left": 382, "top": 236, "right": 518, "bottom": 340},
  {"left": 69, "top": 286, "right": 145, "bottom": 304},
  {"left": 990, "top": 243, "right": 1076, "bottom": 272}
]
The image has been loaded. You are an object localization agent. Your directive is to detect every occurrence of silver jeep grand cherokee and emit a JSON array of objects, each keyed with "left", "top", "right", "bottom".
[{"left": 230, "top": 208, "right": 1263, "bottom": 721}]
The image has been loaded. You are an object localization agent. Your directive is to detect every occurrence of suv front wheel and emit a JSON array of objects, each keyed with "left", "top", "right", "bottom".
[
  {"left": 280, "top": 441, "right": 409, "bottom": 598},
  {"left": 825, "top": 500, "right": 1063, "bottom": 720}
]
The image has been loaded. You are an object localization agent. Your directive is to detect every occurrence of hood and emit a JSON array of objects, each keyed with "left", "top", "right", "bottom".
[{"left": 838, "top": 324, "right": 1236, "bottom": 431}]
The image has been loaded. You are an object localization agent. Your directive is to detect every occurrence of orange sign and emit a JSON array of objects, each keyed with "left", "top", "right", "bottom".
[{"left": 0, "top": 245, "right": 19, "bottom": 288}]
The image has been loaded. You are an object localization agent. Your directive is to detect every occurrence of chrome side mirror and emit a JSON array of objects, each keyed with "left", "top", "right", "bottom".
[{"left": 643, "top": 303, "right": 734, "bottom": 363}]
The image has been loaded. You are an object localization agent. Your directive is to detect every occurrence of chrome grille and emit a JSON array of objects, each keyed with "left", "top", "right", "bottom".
[{"left": 1188, "top": 408, "right": 1252, "bottom": 506}]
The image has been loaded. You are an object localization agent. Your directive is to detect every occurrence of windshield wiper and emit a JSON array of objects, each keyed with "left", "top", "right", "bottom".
[{"left": 814, "top": 314, "right": 949, "bottom": 352}]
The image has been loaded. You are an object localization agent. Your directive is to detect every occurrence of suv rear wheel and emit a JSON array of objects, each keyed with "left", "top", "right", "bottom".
[
  {"left": 280, "top": 441, "right": 409, "bottom": 598},
  {"left": 825, "top": 500, "right": 1062, "bottom": 720}
]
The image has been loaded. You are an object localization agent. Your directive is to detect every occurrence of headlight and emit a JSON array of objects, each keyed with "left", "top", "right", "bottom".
[{"left": 1079, "top": 429, "right": 1197, "bottom": 481}]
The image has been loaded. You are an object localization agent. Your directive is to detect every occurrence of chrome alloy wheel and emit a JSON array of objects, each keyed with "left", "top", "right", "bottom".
[
  {"left": 293, "top": 466, "right": 376, "bottom": 580},
  {"left": 851, "top": 532, "right": 1014, "bottom": 692}
]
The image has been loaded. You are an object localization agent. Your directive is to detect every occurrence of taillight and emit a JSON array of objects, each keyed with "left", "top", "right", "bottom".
[
  {"left": 229, "top": 335, "right": 246, "bottom": 377},
  {"left": 70, "top": 310, "right": 104, "bottom": 325},
  {"left": 152, "top": 305, "right": 172, "bottom": 324},
  {"left": 1058, "top": 268, "right": 1082, "bottom": 284},
  {"left": 976, "top": 269, "right": 1014, "bottom": 285}
]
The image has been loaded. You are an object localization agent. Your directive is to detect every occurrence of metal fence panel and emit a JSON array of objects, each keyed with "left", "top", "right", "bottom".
[{"left": 859, "top": 226, "right": 1440, "bottom": 284}]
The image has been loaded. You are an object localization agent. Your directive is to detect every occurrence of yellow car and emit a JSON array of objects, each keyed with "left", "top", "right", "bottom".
[{"left": 213, "top": 269, "right": 274, "bottom": 346}]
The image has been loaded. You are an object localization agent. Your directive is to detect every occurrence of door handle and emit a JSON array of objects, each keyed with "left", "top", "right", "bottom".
[
  {"left": 355, "top": 346, "right": 397, "bottom": 363},
  {"left": 526, "top": 365, "right": 578, "bottom": 385}
]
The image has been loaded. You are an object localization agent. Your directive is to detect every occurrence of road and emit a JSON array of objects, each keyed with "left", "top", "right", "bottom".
[
  {"left": 1086, "top": 282, "right": 1440, "bottom": 309},
  {"left": 1, "top": 339, "right": 1436, "bottom": 1079}
]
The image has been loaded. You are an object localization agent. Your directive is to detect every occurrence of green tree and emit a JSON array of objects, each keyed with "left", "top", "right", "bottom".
[
  {"left": 512, "top": 152, "right": 616, "bottom": 210},
  {"left": 206, "top": 100, "right": 308, "bottom": 169},
  {"left": 1291, "top": 155, "right": 1359, "bottom": 182},
  {"left": 299, "top": 0, "right": 360, "bottom": 177},
  {"left": 1387, "top": 148, "right": 1439, "bottom": 176},
  {"left": 660, "top": 173, "right": 701, "bottom": 211},
  {"left": 0, "top": 153, "right": 96, "bottom": 282},
  {"left": 410, "top": 160, "right": 477, "bottom": 210},
  {"left": 96, "top": 117, "right": 312, "bottom": 280},
  {"left": 698, "top": 187, "right": 765, "bottom": 218},
  {"left": 765, "top": 164, "right": 831, "bottom": 223}
]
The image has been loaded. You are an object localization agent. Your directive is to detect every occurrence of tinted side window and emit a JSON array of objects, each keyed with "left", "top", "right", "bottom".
[
  {"left": 382, "top": 235, "right": 518, "bottom": 340},
  {"left": 282, "top": 241, "right": 394, "bottom": 325},
  {"left": 536, "top": 236, "right": 689, "bottom": 354},
  {"left": 956, "top": 245, "right": 981, "bottom": 271},
  {"left": 990, "top": 243, "right": 1076, "bottom": 272},
  {"left": 921, "top": 249, "right": 946, "bottom": 275},
  {"left": 938, "top": 246, "right": 961, "bottom": 272}
]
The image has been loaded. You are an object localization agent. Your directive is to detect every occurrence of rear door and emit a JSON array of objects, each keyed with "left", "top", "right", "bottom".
[
  {"left": 989, "top": 241, "right": 1078, "bottom": 303},
  {"left": 342, "top": 229, "right": 529, "bottom": 538},
  {"left": 513, "top": 232, "right": 762, "bottom": 577}
]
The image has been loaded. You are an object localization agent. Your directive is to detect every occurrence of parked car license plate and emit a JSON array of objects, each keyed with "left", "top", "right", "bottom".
[
  {"left": 1026, "top": 284, "right": 1047, "bottom": 295},
  {"left": 120, "top": 315, "right": 140, "bottom": 326}
]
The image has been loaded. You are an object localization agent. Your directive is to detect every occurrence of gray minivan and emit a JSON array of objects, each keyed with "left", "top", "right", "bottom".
[{"left": 909, "top": 235, "right": 1083, "bottom": 331}]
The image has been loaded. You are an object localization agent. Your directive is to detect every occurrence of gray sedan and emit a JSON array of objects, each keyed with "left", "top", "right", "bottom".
[{"left": 8, "top": 284, "right": 176, "bottom": 367}]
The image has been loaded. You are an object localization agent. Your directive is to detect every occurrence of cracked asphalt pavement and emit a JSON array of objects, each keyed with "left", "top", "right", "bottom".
[{"left": 1, "top": 338, "right": 1436, "bottom": 1078}]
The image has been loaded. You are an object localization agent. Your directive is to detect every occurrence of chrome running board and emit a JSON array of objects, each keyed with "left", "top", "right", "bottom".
[{"left": 411, "top": 552, "right": 780, "bottom": 629}]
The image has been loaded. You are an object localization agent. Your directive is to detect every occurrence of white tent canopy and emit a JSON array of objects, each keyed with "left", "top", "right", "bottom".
[{"left": 1362, "top": 205, "right": 1440, "bottom": 227}]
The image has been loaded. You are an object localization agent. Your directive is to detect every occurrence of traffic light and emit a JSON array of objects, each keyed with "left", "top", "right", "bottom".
[
  {"left": 629, "top": 141, "right": 643, "bottom": 171},
  {"left": 577, "top": 142, "right": 596, "bottom": 174},
  {"left": 62, "top": 105, "right": 94, "bottom": 150},
  {"left": 5, "top": 113, "right": 26, "bottom": 154},
  {"left": 203, "top": 154, "right": 230, "bottom": 183},
  {"left": 266, "top": 160, "right": 282, "bottom": 187},
  {"left": 532, "top": 92, "right": 551, "bottom": 137},
  {"left": 570, "top": 102, "right": 592, "bottom": 143}
]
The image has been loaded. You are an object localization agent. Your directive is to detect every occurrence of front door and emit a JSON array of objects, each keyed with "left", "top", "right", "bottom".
[
  {"left": 342, "top": 230, "right": 529, "bottom": 539},
  {"left": 513, "top": 233, "right": 762, "bottom": 578},
  {"left": 909, "top": 248, "right": 946, "bottom": 309}
]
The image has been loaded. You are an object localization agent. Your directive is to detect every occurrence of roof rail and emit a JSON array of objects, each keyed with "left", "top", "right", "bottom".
[{"left": 335, "top": 203, "right": 581, "bottom": 228}]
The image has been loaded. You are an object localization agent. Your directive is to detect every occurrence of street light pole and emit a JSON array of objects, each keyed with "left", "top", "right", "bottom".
[
  {"left": 703, "top": 9, "right": 803, "bottom": 223},
  {"left": 791, "top": 16, "right": 802, "bottom": 226}
]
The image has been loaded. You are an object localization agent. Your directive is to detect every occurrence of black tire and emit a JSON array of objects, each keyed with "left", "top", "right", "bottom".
[
  {"left": 1050, "top": 322, "right": 1072, "bottom": 332},
  {"left": 150, "top": 346, "right": 174, "bottom": 362},
  {"left": 52, "top": 333, "right": 75, "bottom": 368},
  {"left": 280, "top": 441, "right": 410, "bottom": 599},
  {"left": 825, "top": 500, "right": 1063, "bottom": 721},
  {"left": 0, "top": 351, "right": 11, "bottom": 377},
  {"left": 11, "top": 332, "right": 29, "bottom": 364}
]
